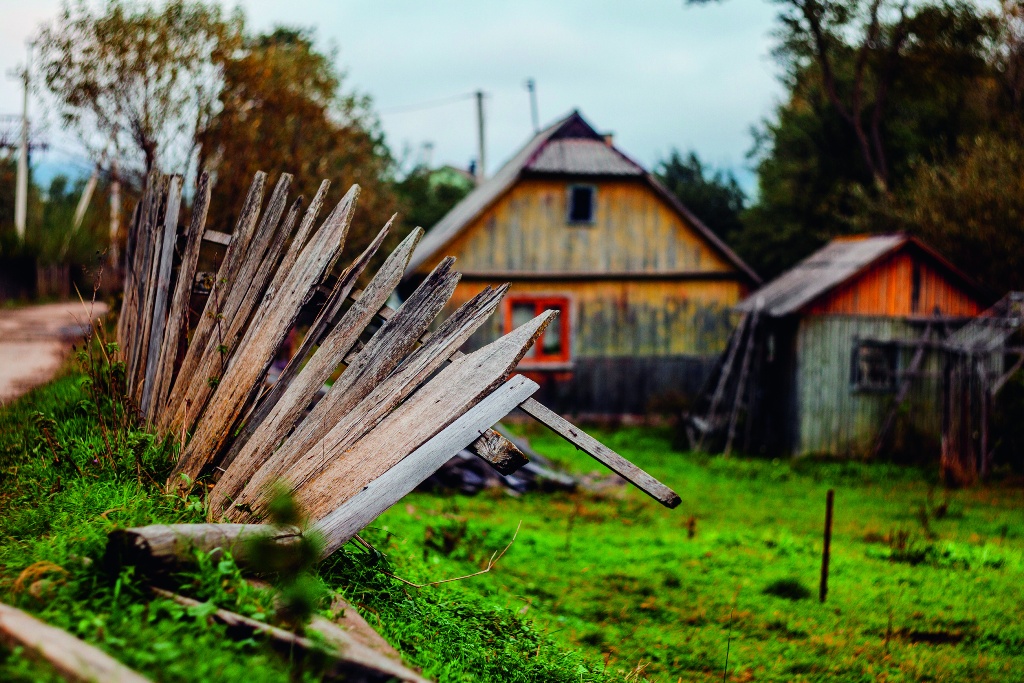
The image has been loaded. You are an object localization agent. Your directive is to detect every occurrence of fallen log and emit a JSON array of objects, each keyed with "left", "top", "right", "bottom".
[
  {"left": 104, "top": 524, "right": 301, "bottom": 573},
  {"left": 150, "top": 588, "right": 429, "bottom": 683},
  {"left": 0, "top": 601, "right": 152, "bottom": 683}
]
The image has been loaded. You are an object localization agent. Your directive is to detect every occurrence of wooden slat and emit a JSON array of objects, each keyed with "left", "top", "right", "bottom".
[
  {"left": 201, "top": 229, "right": 232, "bottom": 246},
  {"left": 160, "top": 172, "right": 268, "bottom": 431},
  {"left": 150, "top": 172, "right": 212, "bottom": 418},
  {"left": 518, "top": 398, "right": 682, "bottom": 508},
  {"left": 169, "top": 184, "right": 357, "bottom": 486},
  {"left": 210, "top": 223, "right": 408, "bottom": 517},
  {"left": 225, "top": 282, "right": 506, "bottom": 521},
  {"left": 105, "top": 524, "right": 301, "bottom": 572},
  {"left": 314, "top": 374, "right": 538, "bottom": 557},
  {"left": 295, "top": 311, "right": 555, "bottom": 521},
  {"left": 164, "top": 174, "right": 295, "bottom": 434},
  {"left": 150, "top": 588, "right": 429, "bottom": 683},
  {"left": 128, "top": 175, "right": 167, "bottom": 402},
  {"left": 0, "top": 601, "right": 152, "bottom": 683},
  {"left": 140, "top": 175, "right": 183, "bottom": 418},
  {"left": 228, "top": 252, "right": 457, "bottom": 510}
]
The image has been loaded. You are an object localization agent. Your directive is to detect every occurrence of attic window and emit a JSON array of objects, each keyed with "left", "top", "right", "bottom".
[
  {"left": 567, "top": 185, "right": 595, "bottom": 224},
  {"left": 850, "top": 341, "right": 898, "bottom": 393}
]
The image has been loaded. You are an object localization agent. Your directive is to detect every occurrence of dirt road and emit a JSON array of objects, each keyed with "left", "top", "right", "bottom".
[{"left": 0, "top": 301, "right": 110, "bottom": 405}]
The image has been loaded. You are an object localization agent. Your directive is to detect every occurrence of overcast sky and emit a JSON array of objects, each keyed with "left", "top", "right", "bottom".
[{"left": 0, "top": 0, "right": 783, "bottom": 191}]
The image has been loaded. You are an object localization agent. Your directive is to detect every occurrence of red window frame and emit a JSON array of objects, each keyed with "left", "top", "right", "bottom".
[{"left": 503, "top": 295, "right": 571, "bottom": 365}]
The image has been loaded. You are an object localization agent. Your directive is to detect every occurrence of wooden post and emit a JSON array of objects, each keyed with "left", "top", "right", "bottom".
[{"left": 819, "top": 489, "right": 834, "bottom": 603}]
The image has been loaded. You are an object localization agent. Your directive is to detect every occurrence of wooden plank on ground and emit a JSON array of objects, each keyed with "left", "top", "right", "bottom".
[
  {"left": 0, "top": 601, "right": 153, "bottom": 683},
  {"left": 518, "top": 398, "right": 682, "bottom": 508},
  {"left": 294, "top": 311, "right": 554, "bottom": 521},
  {"left": 313, "top": 374, "right": 539, "bottom": 557},
  {"left": 105, "top": 524, "right": 302, "bottom": 573}
]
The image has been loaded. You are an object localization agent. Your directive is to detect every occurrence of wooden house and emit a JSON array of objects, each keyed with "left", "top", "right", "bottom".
[
  {"left": 718, "top": 234, "right": 985, "bottom": 458},
  {"left": 402, "top": 110, "right": 759, "bottom": 416}
]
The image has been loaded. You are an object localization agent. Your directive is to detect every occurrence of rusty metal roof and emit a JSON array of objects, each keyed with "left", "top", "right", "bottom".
[
  {"left": 525, "top": 138, "right": 644, "bottom": 176},
  {"left": 405, "top": 110, "right": 759, "bottom": 283},
  {"left": 736, "top": 234, "right": 984, "bottom": 316}
]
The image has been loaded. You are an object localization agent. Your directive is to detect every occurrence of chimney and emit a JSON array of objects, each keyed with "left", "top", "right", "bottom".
[{"left": 603, "top": 133, "right": 614, "bottom": 147}]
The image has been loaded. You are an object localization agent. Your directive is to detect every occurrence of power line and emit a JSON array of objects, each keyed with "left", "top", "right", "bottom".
[{"left": 378, "top": 91, "right": 477, "bottom": 115}]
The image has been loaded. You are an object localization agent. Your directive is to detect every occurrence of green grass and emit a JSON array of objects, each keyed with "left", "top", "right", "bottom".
[
  {"left": 0, "top": 370, "right": 601, "bottom": 682},
  {"left": 3, "top": 367, "right": 1023, "bottom": 681},
  {"left": 364, "top": 424, "right": 1024, "bottom": 682}
]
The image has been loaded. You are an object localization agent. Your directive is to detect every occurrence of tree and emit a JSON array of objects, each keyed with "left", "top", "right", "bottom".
[
  {"left": 654, "top": 150, "right": 746, "bottom": 246},
  {"left": 196, "top": 27, "right": 398, "bottom": 253},
  {"left": 37, "top": 0, "right": 242, "bottom": 177},
  {"left": 392, "top": 165, "right": 474, "bottom": 236}
]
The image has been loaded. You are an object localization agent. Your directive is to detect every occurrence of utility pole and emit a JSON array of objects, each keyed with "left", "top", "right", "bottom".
[
  {"left": 14, "top": 44, "right": 31, "bottom": 242},
  {"left": 475, "top": 90, "right": 486, "bottom": 183},
  {"left": 109, "top": 157, "right": 121, "bottom": 269},
  {"left": 525, "top": 79, "right": 539, "bottom": 133}
]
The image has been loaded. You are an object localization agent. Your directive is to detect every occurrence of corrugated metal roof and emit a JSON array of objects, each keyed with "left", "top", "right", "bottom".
[
  {"left": 404, "top": 110, "right": 759, "bottom": 283},
  {"left": 737, "top": 235, "right": 908, "bottom": 316},
  {"left": 524, "top": 139, "right": 644, "bottom": 176}
]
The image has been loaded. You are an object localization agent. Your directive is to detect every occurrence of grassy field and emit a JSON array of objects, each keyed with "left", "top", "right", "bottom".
[
  {"left": 367, "top": 424, "right": 1024, "bottom": 682},
  {"left": 1, "top": 368, "right": 1022, "bottom": 681}
]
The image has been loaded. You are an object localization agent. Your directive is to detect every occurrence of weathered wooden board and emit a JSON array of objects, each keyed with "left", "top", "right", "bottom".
[
  {"left": 170, "top": 185, "right": 357, "bottom": 486},
  {"left": 105, "top": 524, "right": 302, "bottom": 573},
  {"left": 313, "top": 374, "right": 539, "bottom": 557},
  {"left": 210, "top": 225, "right": 418, "bottom": 517},
  {"left": 225, "top": 283, "right": 508, "bottom": 521},
  {"left": 160, "top": 173, "right": 268, "bottom": 431},
  {"left": 294, "top": 311, "right": 554, "bottom": 520},
  {"left": 149, "top": 172, "right": 212, "bottom": 418},
  {"left": 0, "top": 601, "right": 152, "bottom": 683}
]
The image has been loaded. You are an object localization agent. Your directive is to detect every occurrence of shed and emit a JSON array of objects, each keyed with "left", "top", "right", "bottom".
[
  {"left": 695, "top": 234, "right": 986, "bottom": 458},
  {"left": 403, "top": 110, "right": 759, "bottom": 416}
]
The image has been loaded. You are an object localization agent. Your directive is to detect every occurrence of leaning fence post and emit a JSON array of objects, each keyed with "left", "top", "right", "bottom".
[{"left": 819, "top": 488, "right": 835, "bottom": 603}]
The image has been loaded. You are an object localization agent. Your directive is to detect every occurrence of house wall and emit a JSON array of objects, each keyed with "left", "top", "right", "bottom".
[
  {"left": 416, "top": 177, "right": 736, "bottom": 276},
  {"left": 806, "top": 251, "right": 980, "bottom": 317},
  {"left": 793, "top": 315, "right": 947, "bottom": 457},
  {"left": 441, "top": 277, "right": 742, "bottom": 415}
]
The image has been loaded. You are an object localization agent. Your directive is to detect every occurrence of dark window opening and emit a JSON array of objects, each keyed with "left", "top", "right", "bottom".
[
  {"left": 911, "top": 263, "right": 922, "bottom": 313},
  {"left": 567, "top": 185, "right": 595, "bottom": 224},
  {"left": 851, "top": 341, "right": 898, "bottom": 393},
  {"left": 505, "top": 296, "right": 571, "bottom": 364}
]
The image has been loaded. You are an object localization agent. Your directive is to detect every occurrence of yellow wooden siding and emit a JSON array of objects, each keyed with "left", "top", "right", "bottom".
[
  {"left": 414, "top": 178, "right": 735, "bottom": 275},
  {"left": 446, "top": 279, "right": 742, "bottom": 358}
]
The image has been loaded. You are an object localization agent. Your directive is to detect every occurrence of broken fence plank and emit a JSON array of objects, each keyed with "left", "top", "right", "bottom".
[
  {"left": 170, "top": 185, "right": 356, "bottom": 486},
  {"left": 150, "top": 172, "right": 212, "bottom": 419},
  {"left": 518, "top": 398, "right": 681, "bottom": 508},
  {"left": 150, "top": 588, "right": 429, "bottom": 683},
  {"left": 211, "top": 222, "right": 408, "bottom": 515},
  {"left": 226, "top": 282, "right": 507, "bottom": 522},
  {"left": 140, "top": 174, "right": 183, "bottom": 418},
  {"left": 313, "top": 373, "right": 539, "bottom": 557},
  {"left": 0, "top": 601, "right": 153, "bottom": 683},
  {"left": 202, "top": 229, "right": 232, "bottom": 246},
  {"left": 296, "top": 311, "right": 554, "bottom": 521},
  {"left": 160, "top": 172, "right": 268, "bottom": 432}
]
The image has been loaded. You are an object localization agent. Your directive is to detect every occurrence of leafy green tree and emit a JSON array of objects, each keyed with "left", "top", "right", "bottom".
[
  {"left": 196, "top": 27, "right": 398, "bottom": 254},
  {"left": 654, "top": 150, "right": 746, "bottom": 246},
  {"left": 393, "top": 165, "right": 474, "bottom": 235},
  {"left": 37, "top": 0, "right": 242, "bottom": 177}
]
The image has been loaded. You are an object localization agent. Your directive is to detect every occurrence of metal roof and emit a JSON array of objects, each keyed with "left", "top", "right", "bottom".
[
  {"left": 405, "top": 110, "right": 759, "bottom": 283},
  {"left": 525, "top": 138, "right": 644, "bottom": 176},
  {"left": 735, "top": 234, "right": 988, "bottom": 316}
]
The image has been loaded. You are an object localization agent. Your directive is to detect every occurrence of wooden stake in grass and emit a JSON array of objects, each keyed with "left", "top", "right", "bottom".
[{"left": 820, "top": 488, "right": 835, "bottom": 603}]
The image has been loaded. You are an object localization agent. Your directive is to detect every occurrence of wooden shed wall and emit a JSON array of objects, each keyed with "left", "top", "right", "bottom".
[
  {"left": 806, "top": 251, "right": 980, "bottom": 317},
  {"left": 794, "top": 315, "right": 946, "bottom": 456},
  {"left": 415, "top": 177, "right": 735, "bottom": 276}
]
